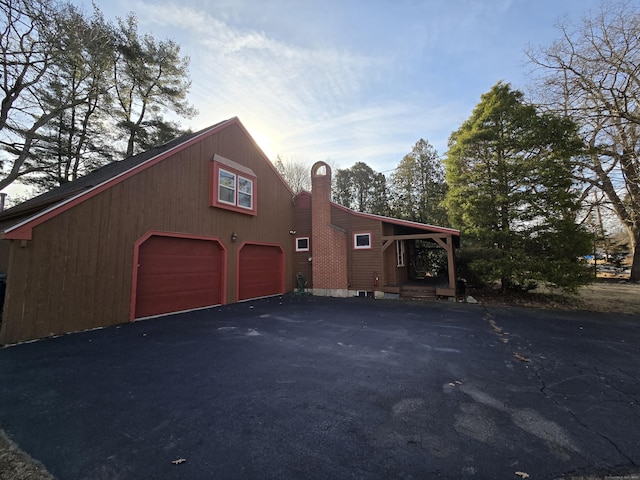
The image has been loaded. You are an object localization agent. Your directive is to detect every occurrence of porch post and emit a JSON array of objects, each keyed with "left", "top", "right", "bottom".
[{"left": 446, "top": 235, "right": 456, "bottom": 290}]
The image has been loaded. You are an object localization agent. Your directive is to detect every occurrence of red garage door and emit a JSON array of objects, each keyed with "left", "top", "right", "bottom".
[
  {"left": 135, "top": 234, "right": 224, "bottom": 318},
  {"left": 238, "top": 243, "right": 284, "bottom": 301}
]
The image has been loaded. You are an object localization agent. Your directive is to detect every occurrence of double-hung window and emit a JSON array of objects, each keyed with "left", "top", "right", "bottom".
[{"left": 211, "top": 154, "right": 257, "bottom": 215}]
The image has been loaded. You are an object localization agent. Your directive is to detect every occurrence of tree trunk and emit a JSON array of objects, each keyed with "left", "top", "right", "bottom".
[{"left": 630, "top": 226, "right": 640, "bottom": 283}]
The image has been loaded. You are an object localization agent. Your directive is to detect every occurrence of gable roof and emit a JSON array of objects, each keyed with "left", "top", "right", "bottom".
[{"left": 0, "top": 117, "right": 293, "bottom": 240}]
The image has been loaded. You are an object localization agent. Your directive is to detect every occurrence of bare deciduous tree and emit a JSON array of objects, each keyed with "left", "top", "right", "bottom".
[
  {"left": 0, "top": 0, "right": 60, "bottom": 189},
  {"left": 23, "top": 3, "right": 116, "bottom": 189},
  {"left": 273, "top": 155, "right": 311, "bottom": 194},
  {"left": 527, "top": 1, "right": 640, "bottom": 282}
]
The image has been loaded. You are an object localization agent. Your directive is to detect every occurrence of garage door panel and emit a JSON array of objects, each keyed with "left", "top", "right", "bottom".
[
  {"left": 141, "top": 255, "right": 219, "bottom": 275},
  {"left": 136, "top": 273, "right": 220, "bottom": 296},
  {"left": 135, "top": 235, "right": 224, "bottom": 318},
  {"left": 238, "top": 244, "right": 284, "bottom": 301},
  {"left": 136, "top": 288, "right": 218, "bottom": 315}
]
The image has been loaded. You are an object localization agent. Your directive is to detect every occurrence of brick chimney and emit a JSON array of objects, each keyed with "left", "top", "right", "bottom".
[{"left": 311, "top": 161, "right": 348, "bottom": 296}]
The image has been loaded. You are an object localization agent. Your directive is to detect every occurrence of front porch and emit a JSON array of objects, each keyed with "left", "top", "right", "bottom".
[{"left": 381, "top": 225, "right": 460, "bottom": 299}]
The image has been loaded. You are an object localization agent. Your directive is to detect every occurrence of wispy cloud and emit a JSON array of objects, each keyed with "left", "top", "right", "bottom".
[
  {"left": 117, "top": 0, "right": 564, "bottom": 172},
  {"left": 127, "top": 1, "right": 416, "bottom": 167},
  {"left": 130, "top": 1, "right": 378, "bottom": 110}
]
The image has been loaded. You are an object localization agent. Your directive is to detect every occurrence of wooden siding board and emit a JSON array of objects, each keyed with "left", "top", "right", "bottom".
[
  {"left": 293, "top": 198, "right": 313, "bottom": 287},
  {"left": 331, "top": 206, "right": 383, "bottom": 291},
  {"left": 3, "top": 244, "right": 26, "bottom": 342},
  {"left": 384, "top": 241, "right": 399, "bottom": 286},
  {"left": 0, "top": 240, "right": 9, "bottom": 273}
]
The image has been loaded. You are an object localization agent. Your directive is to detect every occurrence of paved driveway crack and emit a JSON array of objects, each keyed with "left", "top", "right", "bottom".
[{"left": 529, "top": 346, "right": 638, "bottom": 467}]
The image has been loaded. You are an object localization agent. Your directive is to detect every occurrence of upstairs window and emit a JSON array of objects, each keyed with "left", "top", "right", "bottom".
[
  {"left": 211, "top": 154, "right": 257, "bottom": 215},
  {"left": 353, "top": 232, "right": 372, "bottom": 250}
]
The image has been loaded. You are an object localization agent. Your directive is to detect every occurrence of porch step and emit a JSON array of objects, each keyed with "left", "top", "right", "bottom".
[{"left": 400, "top": 285, "right": 437, "bottom": 301}]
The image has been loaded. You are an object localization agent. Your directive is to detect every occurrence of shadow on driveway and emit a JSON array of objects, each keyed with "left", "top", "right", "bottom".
[{"left": 0, "top": 295, "right": 639, "bottom": 479}]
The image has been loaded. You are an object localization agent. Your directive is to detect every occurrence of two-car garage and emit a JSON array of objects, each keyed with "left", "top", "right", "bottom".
[
  {"left": 133, "top": 233, "right": 285, "bottom": 319},
  {"left": 0, "top": 118, "right": 300, "bottom": 345}
]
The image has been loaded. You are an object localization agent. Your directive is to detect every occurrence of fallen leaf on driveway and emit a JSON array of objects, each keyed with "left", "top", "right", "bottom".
[
  {"left": 172, "top": 458, "right": 187, "bottom": 465},
  {"left": 514, "top": 353, "right": 530, "bottom": 362},
  {"left": 515, "top": 471, "right": 529, "bottom": 478}
]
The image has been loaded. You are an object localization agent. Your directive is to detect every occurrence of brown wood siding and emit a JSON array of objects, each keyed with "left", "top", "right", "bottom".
[
  {"left": 0, "top": 123, "right": 296, "bottom": 344},
  {"left": 0, "top": 240, "right": 9, "bottom": 273},
  {"left": 381, "top": 223, "right": 398, "bottom": 286},
  {"left": 383, "top": 241, "right": 399, "bottom": 286},
  {"left": 330, "top": 206, "right": 382, "bottom": 292},
  {"left": 293, "top": 194, "right": 313, "bottom": 287}
]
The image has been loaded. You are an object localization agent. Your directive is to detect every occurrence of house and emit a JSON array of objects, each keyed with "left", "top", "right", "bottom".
[
  {"left": 293, "top": 161, "right": 460, "bottom": 300},
  {"left": 0, "top": 118, "right": 297, "bottom": 345},
  {"left": 0, "top": 119, "right": 460, "bottom": 345}
]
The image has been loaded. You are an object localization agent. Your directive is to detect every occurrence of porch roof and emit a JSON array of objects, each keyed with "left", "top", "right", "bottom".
[{"left": 330, "top": 202, "right": 460, "bottom": 237}]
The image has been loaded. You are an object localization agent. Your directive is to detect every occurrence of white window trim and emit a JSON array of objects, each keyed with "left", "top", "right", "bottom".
[
  {"left": 353, "top": 233, "right": 372, "bottom": 250},
  {"left": 296, "top": 237, "right": 310, "bottom": 252},
  {"left": 396, "top": 240, "right": 405, "bottom": 267}
]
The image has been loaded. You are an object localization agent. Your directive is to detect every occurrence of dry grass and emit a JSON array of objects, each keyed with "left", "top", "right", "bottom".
[
  {"left": 471, "top": 280, "right": 640, "bottom": 315},
  {"left": 574, "top": 282, "right": 640, "bottom": 315}
]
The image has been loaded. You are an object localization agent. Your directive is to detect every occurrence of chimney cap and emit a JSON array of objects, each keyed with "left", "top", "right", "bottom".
[{"left": 311, "top": 161, "right": 331, "bottom": 178}]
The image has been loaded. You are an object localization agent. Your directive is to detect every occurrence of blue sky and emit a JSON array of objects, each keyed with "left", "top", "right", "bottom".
[{"left": 83, "top": 0, "right": 605, "bottom": 173}]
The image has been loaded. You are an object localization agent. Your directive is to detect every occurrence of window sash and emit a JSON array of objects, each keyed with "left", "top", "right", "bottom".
[
  {"left": 237, "top": 176, "right": 253, "bottom": 209},
  {"left": 218, "top": 169, "right": 236, "bottom": 205}
]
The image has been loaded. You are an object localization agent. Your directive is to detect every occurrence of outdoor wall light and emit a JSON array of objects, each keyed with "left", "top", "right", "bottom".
[
  {"left": 231, "top": 232, "right": 238, "bottom": 242},
  {"left": 289, "top": 230, "right": 296, "bottom": 235}
]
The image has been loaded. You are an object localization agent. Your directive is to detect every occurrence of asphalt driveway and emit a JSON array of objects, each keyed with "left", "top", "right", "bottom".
[{"left": 0, "top": 295, "right": 639, "bottom": 479}]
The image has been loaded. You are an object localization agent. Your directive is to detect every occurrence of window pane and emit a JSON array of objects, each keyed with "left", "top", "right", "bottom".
[
  {"left": 238, "top": 177, "right": 252, "bottom": 194},
  {"left": 297, "top": 237, "right": 309, "bottom": 251},
  {"left": 356, "top": 234, "right": 370, "bottom": 247},
  {"left": 219, "top": 186, "right": 235, "bottom": 204},
  {"left": 238, "top": 192, "right": 252, "bottom": 208},
  {"left": 219, "top": 170, "right": 235, "bottom": 189}
]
